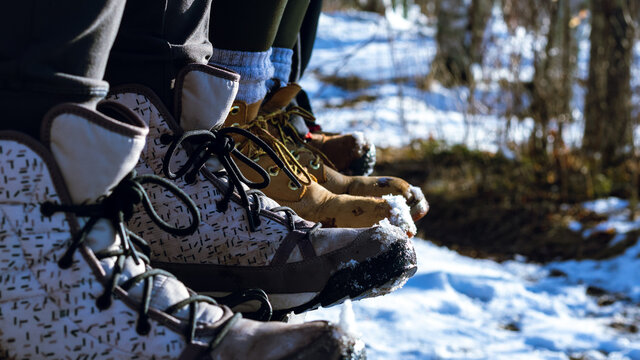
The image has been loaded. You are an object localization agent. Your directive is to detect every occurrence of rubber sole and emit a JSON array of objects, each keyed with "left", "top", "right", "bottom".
[{"left": 272, "top": 239, "right": 417, "bottom": 321}]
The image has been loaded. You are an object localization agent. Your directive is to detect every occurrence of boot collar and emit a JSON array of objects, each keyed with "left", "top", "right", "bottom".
[
  {"left": 173, "top": 64, "right": 240, "bottom": 131},
  {"left": 223, "top": 83, "right": 302, "bottom": 128},
  {"left": 223, "top": 100, "right": 262, "bottom": 127},
  {"left": 261, "top": 83, "right": 302, "bottom": 114},
  {"left": 41, "top": 102, "right": 147, "bottom": 205}
]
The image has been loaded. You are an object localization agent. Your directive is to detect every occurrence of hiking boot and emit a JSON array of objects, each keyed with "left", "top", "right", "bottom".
[
  {"left": 223, "top": 92, "right": 418, "bottom": 234},
  {"left": 0, "top": 102, "right": 364, "bottom": 359},
  {"left": 306, "top": 130, "right": 377, "bottom": 176},
  {"left": 252, "top": 84, "right": 429, "bottom": 222},
  {"left": 267, "top": 86, "right": 377, "bottom": 176},
  {"left": 108, "top": 64, "right": 417, "bottom": 317}
]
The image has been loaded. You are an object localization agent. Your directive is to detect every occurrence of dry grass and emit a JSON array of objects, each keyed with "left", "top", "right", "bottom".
[{"left": 375, "top": 140, "right": 640, "bottom": 262}]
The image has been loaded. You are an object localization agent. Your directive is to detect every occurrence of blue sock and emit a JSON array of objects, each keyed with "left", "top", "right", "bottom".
[
  {"left": 209, "top": 48, "right": 273, "bottom": 104},
  {"left": 267, "top": 47, "right": 293, "bottom": 90}
]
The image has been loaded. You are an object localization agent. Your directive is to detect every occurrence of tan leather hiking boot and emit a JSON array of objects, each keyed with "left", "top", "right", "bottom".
[
  {"left": 268, "top": 87, "right": 377, "bottom": 176},
  {"left": 225, "top": 98, "right": 417, "bottom": 235},
  {"left": 109, "top": 64, "right": 417, "bottom": 319},
  {"left": 0, "top": 102, "right": 363, "bottom": 360},
  {"left": 306, "top": 130, "right": 376, "bottom": 176},
  {"left": 246, "top": 84, "right": 429, "bottom": 222}
]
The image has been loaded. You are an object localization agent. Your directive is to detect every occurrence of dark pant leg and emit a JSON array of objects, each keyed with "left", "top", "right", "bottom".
[
  {"left": 292, "top": 0, "right": 322, "bottom": 112},
  {"left": 292, "top": 0, "right": 322, "bottom": 81},
  {"left": 0, "top": 0, "right": 127, "bottom": 138},
  {"left": 104, "top": 0, "right": 213, "bottom": 111},
  {"left": 209, "top": 0, "right": 288, "bottom": 52},
  {"left": 273, "top": 0, "right": 311, "bottom": 50}
]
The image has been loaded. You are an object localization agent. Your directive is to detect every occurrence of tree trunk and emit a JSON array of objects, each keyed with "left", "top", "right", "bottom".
[
  {"left": 469, "top": 0, "right": 493, "bottom": 63},
  {"left": 528, "top": 0, "right": 576, "bottom": 159},
  {"left": 583, "top": 0, "right": 635, "bottom": 168},
  {"left": 431, "top": 0, "right": 491, "bottom": 86},
  {"left": 361, "top": 0, "right": 386, "bottom": 14}
]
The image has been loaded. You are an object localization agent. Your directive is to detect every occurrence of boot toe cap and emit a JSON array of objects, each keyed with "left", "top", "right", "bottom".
[{"left": 405, "top": 185, "right": 429, "bottom": 221}]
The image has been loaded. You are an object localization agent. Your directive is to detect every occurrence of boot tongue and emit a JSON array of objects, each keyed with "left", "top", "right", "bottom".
[
  {"left": 174, "top": 64, "right": 241, "bottom": 175},
  {"left": 46, "top": 103, "right": 227, "bottom": 326},
  {"left": 44, "top": 102, "right": 148, "bottom": 254},
  {"left": 261, "top": 83, "right": 302, "bottom": 114},
  {"left": 175, "top": 64, "right": 239, "bottom": 131},
  {"left": 45, "top": 102, "right": 148, "bottom": 205}
]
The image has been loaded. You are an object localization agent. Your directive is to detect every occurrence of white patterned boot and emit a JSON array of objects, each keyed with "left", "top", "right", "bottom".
[
  {"left": 109, "top": 64, "right": 417, "bottom": 319},
  {"left": 0, "top": 102, "right": 363, "bottom": 359}
]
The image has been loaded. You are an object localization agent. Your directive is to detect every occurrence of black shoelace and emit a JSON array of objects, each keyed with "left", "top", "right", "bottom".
[
  {"left": 40, "top": 171, "right": 270, "bottom": 347},
  {"left": 161, "top": 127, "right": 301, "bottom": 232}
]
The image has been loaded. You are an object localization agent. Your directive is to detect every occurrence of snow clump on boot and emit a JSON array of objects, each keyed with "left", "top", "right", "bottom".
[
  {"left": 351, "top": 131, "right": 370, "bottom": 157},
  {"left": 382, "top": 194, "right": 417, "bottom": 236}
]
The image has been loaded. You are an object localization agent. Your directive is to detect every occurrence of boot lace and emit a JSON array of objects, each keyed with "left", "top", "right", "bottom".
[
  {"left": 258, "top": 106, "right": 338, "bottom": 171},
  {"left": 161, "top": 127, "right": 302, "bottom": 232},
  {"left": 40, "top": 171, "right": 269, "bottom": 346}
]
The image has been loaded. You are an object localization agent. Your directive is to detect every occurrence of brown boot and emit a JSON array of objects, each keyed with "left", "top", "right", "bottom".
[
  {"left": 306, "top": 130, "right": 377, "bottom": 176},
  {"left": 264, "top": 84, "right": 377, "bottom": 176},
  {"left": 225, "top": 98, "right": 417, "bottom": 236},
  {"left": 256, "top": 84, "right": 429, "bottom": 222}
]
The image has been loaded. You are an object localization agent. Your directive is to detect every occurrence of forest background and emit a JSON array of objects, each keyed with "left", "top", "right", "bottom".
[
  {"left": 303, "top": 1, "right": 640, "bottom": 358},
  {"left": 312, "top": 0, "right": 640, "bottom": 262}
]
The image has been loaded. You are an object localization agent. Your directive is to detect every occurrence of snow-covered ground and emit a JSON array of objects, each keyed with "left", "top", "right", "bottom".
[
  {"left": 301, "top": 8, "right": 640, "bottom": 360},
  {"left": 310, "top": 198, "right": 640, "bottom": 359},
  {"left": 300, "top": 7, "right": 640, "bottom": 151},
  {"left": 299, "top": 7, "right": 539, "bottom": 150}
]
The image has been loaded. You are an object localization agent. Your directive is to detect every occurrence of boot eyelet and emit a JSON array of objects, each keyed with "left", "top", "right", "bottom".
[
  {"left": 288, "top": 181, "right": 300, "bottom": 191},
  {"left": 159, "top": 133, "right": 174, "bottom": 145},
  {"left": 309, "top": 160, "right": 321, "bottom": 170},
  {"left": 231, "top": 122, "right": 240, "bottom": 127},
  {"left": 268, "top": 166, "right": 280, "bottom": 176},
  {"left": 230, "top": 106, "right": 240, "bottom": 116}
]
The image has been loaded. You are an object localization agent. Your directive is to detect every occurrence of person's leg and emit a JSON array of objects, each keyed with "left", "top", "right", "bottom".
[
  {"left": 270, "top": 0, "right": 310, "bottom": 89},
  {"left": 0, "top": 2, "right": 371, "bottom": 358},
  {"left": 104, "top": 0, "right": 213, "bottom": 111},
  {"left": 291, "top": 0, "right": 321, "bottom": 83},
  {"left": 0, "top": 0, "right": 127, "bottom": 138},
  {"left": 208, "top": 0, "right": 288, "bottom": 106},
  {"left": 210, "top": 1, "right": 287, "bottom": 52}
]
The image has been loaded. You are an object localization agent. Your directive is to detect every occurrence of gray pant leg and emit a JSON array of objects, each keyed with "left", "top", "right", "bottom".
[
  {"left": 104, "top": 0, "right": 213, "bottom": 112},
  {"left": 0, "top": 0, "right": 127, "bottom": 138}
]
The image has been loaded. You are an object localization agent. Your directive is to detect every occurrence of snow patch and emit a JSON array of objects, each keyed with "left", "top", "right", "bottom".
[
  {"left": 372, "top": 218, "right": 406, "bottom": 247},
  {"left": 583, "top": 197, "right": 630, "bottom": 215},
  {"left": 382, "top": 194, "right": 417, "bottom": 236},
  {"left": 308, "top": 239, "right": 640, "bottom": 359},
  {"left": 350, "top": 131, "right": 369, "bottom": 156},
  {"left": 568, "top": 220, "right": 582, "bottom": 232},
  {"left": 339, "top": 299, "right": 359, "bottom": 337},
  {"left": 609, "top": 233, "right": 628, "bottom": 247},
  {"left": 339, "top": 259, "right": 359, "bottom": 270},
  {"left": 407, "top": 185, "right": 429, "bottom": 215}
]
